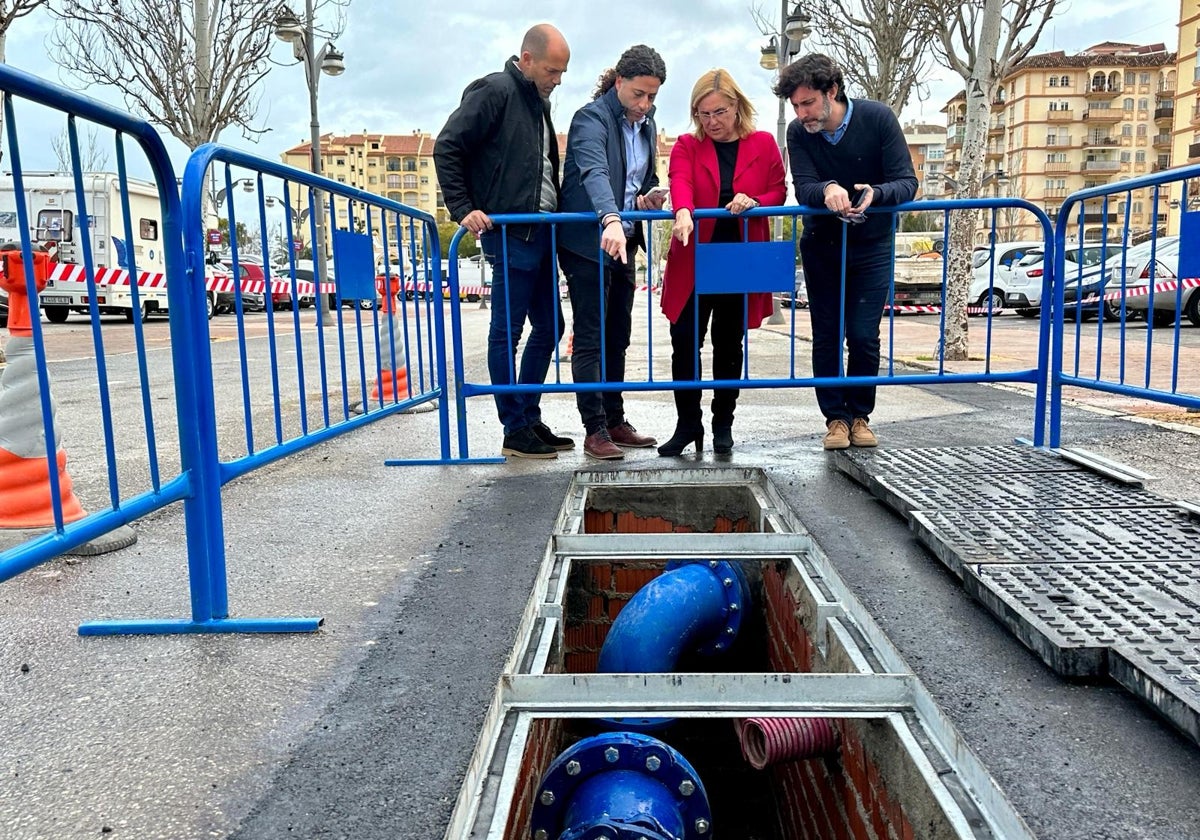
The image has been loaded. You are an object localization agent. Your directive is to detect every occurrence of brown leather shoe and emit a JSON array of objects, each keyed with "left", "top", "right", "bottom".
[
  {"left": 608, "top": 421, "right": 656, "bottom": 448},
  {"left": 584, "top": 430, "right": 625, "bottom": 460},
  {"left": 850, "top": 418, "right": 878, "bottom": 447},
  {"left": 822, "top": 419, "right": 851, "bottom": 450}
]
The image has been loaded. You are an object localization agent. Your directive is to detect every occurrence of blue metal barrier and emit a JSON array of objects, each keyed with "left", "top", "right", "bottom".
[
  {"left": 423, "top": 197, "right": 1055, "bottom": 463},
  {"left": 1051, "top": 165, "right": 1200, "bottom": 446}
]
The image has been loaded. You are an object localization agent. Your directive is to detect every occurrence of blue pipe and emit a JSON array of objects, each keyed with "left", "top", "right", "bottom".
[
  {"left": 598, "top": 560, "right": 751, "bottom": 673},
  {"left": 531, "top": 732, "right": 712, "bottom": 840}
]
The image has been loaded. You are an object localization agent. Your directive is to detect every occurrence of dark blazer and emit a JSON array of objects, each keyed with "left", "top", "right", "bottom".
[{"left": 558, "top": 86, "right": 659, "bottom": 263}]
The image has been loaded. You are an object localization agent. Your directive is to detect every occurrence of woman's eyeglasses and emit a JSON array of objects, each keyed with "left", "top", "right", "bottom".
[{"left": 696, "top": 107, "right": 731, "bottom": 121}]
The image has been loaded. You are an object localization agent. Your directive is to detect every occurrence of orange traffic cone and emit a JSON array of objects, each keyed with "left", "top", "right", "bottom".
[
  {"left": 354, "top": 275, "right": 414, "bottom": 413},
  {"left": 0, "top": 248, "right": 86, "bottom": 528}
]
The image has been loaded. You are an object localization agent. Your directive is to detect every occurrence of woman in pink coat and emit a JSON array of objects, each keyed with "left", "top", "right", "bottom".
[{"left": 658, "top": 68, "right": 786, "bottom": 456}]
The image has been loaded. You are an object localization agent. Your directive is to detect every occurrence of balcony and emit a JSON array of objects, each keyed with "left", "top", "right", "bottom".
[
  {"left": 1045, "top": 135, "right": 1076, "bottom": 148},
  {"left": 1081, "top": 212, "right": 1118, "bottom": 223},
  {"left": 947, "top": 132, "right": 964, "bottom": 149},
  {"left": 1084, "top": 160, "right": 1121, "bottom": 172},
  {"left": 1083, "top": 109, "right": 1122, "bottom": 123},
  {"left": 1085, "top": 84, "right": 1120, "bottom": 99},
  {"left": 1044, "top": 161, "right": 1073, "bottom": 173},
  {"left": 1047, "top": 109, "right": 1074, "bottom": 121},
  {"left": 1152, "top": 162, "right": 1172, "bottom": 172},
  {"left": 1043, "top": 187, "right": 1068, "bottom": 198},
  {"left": 1152, "top": 133, "right": 1172, "bottom": 148},
  {"left": 1190, "top": 141, "right": 1200, "bottom": 160},
  {"left": 1157, "top": 85, "right": 1176, "bottom": 99},
  {"left": 988, "top": 121, "right": 1006, "bottom": 136},
  {"left": 1157, "top": 106, "right": 1178, "bottom": 124},
  {"left": 1083, "top": 134, "right": 1119, "bottom": 148},
  {"left": 985, "top": 146, "right": 1003, "bottom": 160}
]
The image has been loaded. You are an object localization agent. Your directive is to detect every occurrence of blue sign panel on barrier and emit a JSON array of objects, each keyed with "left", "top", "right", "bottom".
[
  {"left": 1178, "top": 210, "right": 1200, "bottom": 280},
  {"left": 332, "top": 229, "right": 376, "bottom": 300},
  {"left": 694, "top": 240, "right": 794, "bottom": 294}
]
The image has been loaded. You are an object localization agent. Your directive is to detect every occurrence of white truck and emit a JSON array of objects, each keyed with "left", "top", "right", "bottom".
[{"left": 0, "top": 172, "right": 172, "bottom": 322}]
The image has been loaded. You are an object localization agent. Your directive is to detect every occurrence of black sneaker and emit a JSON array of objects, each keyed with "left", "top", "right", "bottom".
[
  {"left": 532, "top": 421, "right": 575, "bottom": 450},
  {"left": 501, "top": 426, "right": 558, "bottom": 459}
]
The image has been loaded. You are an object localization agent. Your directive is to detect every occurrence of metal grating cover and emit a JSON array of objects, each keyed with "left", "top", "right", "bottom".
[
  {"left": 838, "top": 446, "right": 1078, "bottom": 489},
  {"left": 964, "top": 562, "right": 1200, "bottom": 682},
  {"left": 911, "top": 507, "right": 1200, "bottom": 579},
  {"left": 1111, "top": 644, "right": 1200, "bottom": 744},
  {"left": 872, "top": 470, "right": 1169, "bottom": 517}
]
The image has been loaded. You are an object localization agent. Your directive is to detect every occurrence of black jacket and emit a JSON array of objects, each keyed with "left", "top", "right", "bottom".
[{"left": 434, "top": 58, "right": 559, "bottom": 229}]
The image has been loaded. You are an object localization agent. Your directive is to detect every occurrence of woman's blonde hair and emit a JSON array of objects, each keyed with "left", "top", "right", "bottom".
[{"left": 689, "top": 68, "right": 756, "bottom": 140}]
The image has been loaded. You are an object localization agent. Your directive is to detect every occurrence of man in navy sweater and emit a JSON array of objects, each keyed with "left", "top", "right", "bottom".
[{"left": 774, "top": 54, "right": 917, "bottom": 450}]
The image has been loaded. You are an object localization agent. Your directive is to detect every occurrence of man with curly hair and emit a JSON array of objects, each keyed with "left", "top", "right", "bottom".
[{"left": 558, "top": 44, "right": 668, "bottom": 460}]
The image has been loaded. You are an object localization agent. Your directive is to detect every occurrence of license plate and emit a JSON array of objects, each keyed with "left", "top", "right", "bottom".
[{"left": 42, "top": 295, "right": 70, "bottom": 305}]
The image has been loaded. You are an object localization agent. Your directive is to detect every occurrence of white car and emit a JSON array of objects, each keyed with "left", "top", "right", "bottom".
[
  {"left": 968, "top": 240, "right": 1046, "bottom": 313},
  {"left": 1004, "top": 243, "right": 1116, "bottom": 318}
]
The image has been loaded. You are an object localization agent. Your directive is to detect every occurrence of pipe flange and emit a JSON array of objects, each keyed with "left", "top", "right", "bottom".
[
  {"left": 664, "top": 559, "right": 752, "bottom": 657},
  {"left": 531, "top": 732, "right": 712, "bottom": 840}
]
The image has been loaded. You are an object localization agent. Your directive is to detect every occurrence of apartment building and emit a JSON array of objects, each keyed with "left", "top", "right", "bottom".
[
  {"left": 942, "top": 42, "right": 1177, "bottom": 244},
  {"left": 279, "top": 130, "right": 676, "bottom": 258},
  {"left": 903, "top": 121, "right": 948, "bottom": 198},
  {"left": 1171, "top": 0, "right": 1199, "bottom": 232}
]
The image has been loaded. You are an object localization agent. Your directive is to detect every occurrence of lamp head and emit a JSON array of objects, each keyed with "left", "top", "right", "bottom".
[
  {"left": 273, "top": 7, "right": 303, "bottom": 44},
  {"left": 759, "top": 38, "right": 779, "bottom": 71},
  {"left": 320, "top": 45, "right": 345, "bottom": 76},
  {"left": 784, "top": 10, "right": 812, "bottom": 42}
]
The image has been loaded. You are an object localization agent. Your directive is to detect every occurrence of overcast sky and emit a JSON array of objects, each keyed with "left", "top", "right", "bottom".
[{"left": 1, "top": 0, "right": 1179, "bottom": 179}]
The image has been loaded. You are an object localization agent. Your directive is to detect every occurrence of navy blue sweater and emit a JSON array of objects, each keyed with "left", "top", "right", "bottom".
[{"left": 787, "top": 98, "right": 917, "bottom": 244}]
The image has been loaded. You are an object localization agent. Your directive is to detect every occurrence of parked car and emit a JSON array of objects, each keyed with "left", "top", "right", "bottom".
[
  {"left": 780, "top": 267, "right": 807, "bottom": 309},
  {"left": 967, "top": 240, "right": 1047, "bottom": 314},
  {"left": 1113, "top": 237, "right": 1197, "bottom": 327},
  {"left": 1004, "top": 243, "right": 1115, "bottom": 318},
  {"left": 218, "top": 260, "right": 266, "bottom": 313}
]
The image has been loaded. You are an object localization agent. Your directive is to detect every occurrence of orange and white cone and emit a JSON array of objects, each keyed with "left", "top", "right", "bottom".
[
  {"left": 0, "top": 335, "right": 86, "bottom": 528},
  {"left": 353, "top": 279, "right": 415, "bottom": 414}
]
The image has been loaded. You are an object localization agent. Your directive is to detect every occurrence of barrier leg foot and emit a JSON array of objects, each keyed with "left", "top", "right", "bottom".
[
  {"left": 64, "top": 523, "right": 138, "bottom": 556},
  {"left": 78, "top": 616, "right": 324, "bottom": 636}
]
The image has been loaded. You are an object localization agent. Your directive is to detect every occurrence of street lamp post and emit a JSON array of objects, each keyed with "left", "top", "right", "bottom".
[
  {"left": 760, "top": 0, "right": 811, "bottom": 324},
  {"left": 274, "top": 1, "right": 345, "bottom": 325}
]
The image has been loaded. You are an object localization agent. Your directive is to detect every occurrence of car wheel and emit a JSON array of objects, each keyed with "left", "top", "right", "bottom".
[
  {"left": 124, "top": 302, "right": 151, "bottom": 323},
  {"left": 976, "top": 290, "right": 1005, "bottom": 316},
  {"left": 1185, "top": 292, "right": 1200, "bottom": 327},
  {"left": 206, "top": 293, "right": 216, "bottom": 320},
  {"left": 44, "top": 305, "right": 69, "bottom": 324},
  {"left": 1102, "top": 300, "right": 1123, "bottom": 322},
  {"left": 1016, "top": 307, "right": 1039, "bottom": 319},
  {"left": 1151, "top": 310, "right": 1175, "bottom": 328},
  {"left": 358, "top": 298, "right": 374, "bottom": 310}
]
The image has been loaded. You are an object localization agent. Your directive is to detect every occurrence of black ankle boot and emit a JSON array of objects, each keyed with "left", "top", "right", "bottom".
[
  {"left": 712, "top": 425, "right": 733, "bottom": 455},
  {"left": 657, "top": 421, "right": 704, "bottom": 456}
]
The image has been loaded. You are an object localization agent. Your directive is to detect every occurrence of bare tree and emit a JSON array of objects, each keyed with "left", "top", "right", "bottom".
[
  {"left": 801, "top": 0, "right": 942, "bottom": 115},
  {"left": 49, "top": 0, "right": 345, "bottom": 150},
  {"left": 0, "top": 0, "right": 51, "bottom": 167},
  {"left": 929, "top": 0, "right": 1056, "bottom": 359},
  {"left": 50, "top": 126, "right": 110, "bottom": 173}
]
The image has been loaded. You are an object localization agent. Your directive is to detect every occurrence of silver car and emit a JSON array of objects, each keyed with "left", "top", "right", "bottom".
[{"left": 1108, "top": 237, "right": 1194, "bottom": 327}]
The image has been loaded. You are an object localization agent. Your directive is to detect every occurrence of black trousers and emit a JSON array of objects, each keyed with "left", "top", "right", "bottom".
[{"left": 669, "top": 291, "right": 747, "bottom": 428}]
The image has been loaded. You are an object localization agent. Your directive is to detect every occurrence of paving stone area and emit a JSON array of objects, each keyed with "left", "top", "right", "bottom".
[{"left": 837, "top": 446, "right": 1200, "bottom": 747}]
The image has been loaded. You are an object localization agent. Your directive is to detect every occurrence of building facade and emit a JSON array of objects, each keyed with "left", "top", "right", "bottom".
[
  {"left": 941, "top": 42, "right": 1177, "bottom": 244},
  {"left": 279, "top": 130, "right": 675, "bottom": 262}
]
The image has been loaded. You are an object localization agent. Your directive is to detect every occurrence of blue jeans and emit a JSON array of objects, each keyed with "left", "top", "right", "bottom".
[
  {"left": 559, "top": 248, "right": 636, "bottom": 435},
  {"left": 482, "top": 227, "right": 565, "bottom": 435},
  {"left": 799, "top": 236, "right": 892, "bottom": 424}
]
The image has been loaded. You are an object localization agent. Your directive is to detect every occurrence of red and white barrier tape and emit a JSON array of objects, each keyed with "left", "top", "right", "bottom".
[
  {"left": 1079, "top": 276, "right": 1200, "bottom": 305},
  {"left": 886, "top": 304, "right": 998, "bottom": 314},
  {"left": 45, "top": 262, "right": 484, "bottom": 298}
]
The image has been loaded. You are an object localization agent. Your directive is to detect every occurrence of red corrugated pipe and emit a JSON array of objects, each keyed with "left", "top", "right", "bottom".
[{"left": 735, "top": 717, "right": 839, "bottom": 770}]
